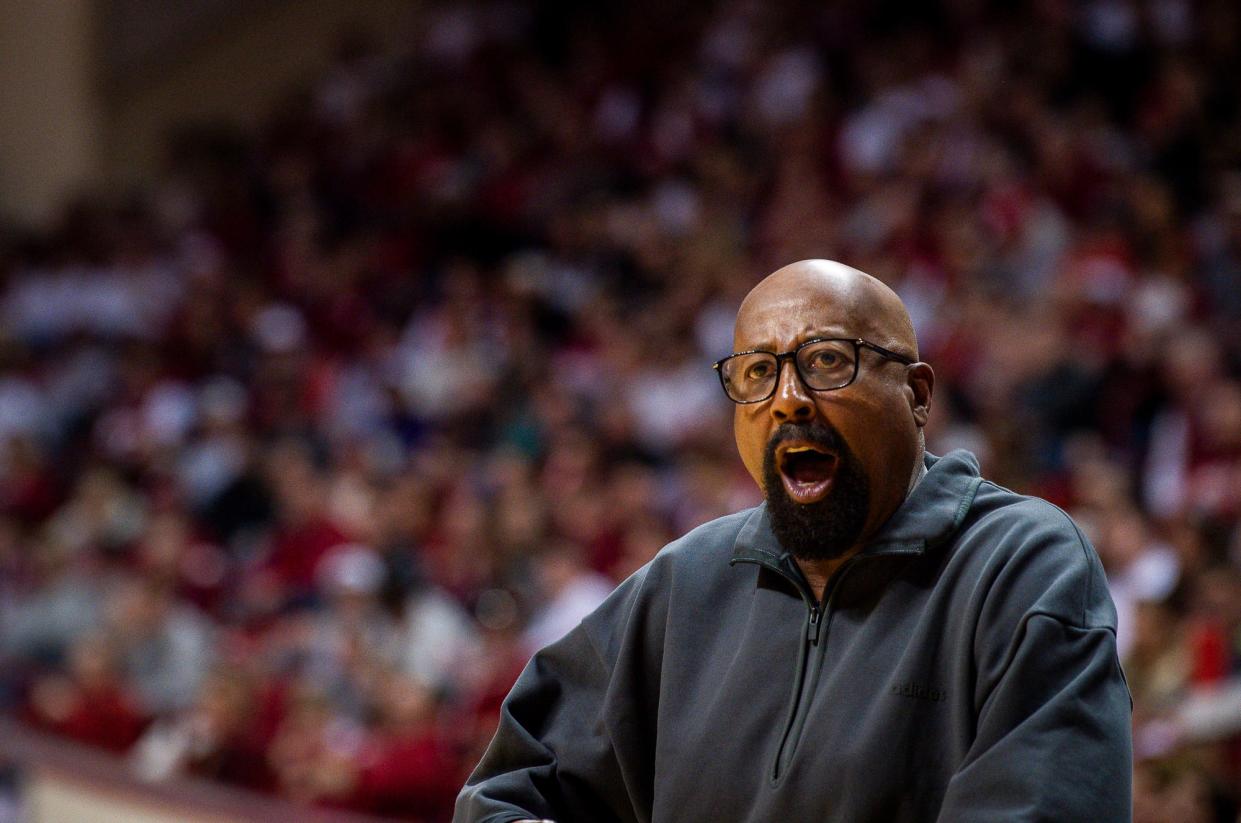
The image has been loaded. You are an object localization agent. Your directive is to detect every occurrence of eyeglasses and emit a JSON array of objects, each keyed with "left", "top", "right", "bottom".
[{"left": 712, "top": 338, "right": 914, "bottom": 404}]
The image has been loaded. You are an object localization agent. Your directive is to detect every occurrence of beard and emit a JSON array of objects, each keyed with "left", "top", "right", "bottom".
[{"left": 762, "top": 422, "right": 871, "bottom": 562}]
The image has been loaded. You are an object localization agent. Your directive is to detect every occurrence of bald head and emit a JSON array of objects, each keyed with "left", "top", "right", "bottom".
[{"left": 736, "top": 260, "right": 918, "bottom": 360}]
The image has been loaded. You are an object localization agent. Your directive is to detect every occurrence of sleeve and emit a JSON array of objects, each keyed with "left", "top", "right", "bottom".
[
  {"left": 935, "top": 614, "right": 1132, "bottom": 822},
  {"left": 454, "top": 570, "right": 658, "bottom": 823},
  {"left": 936, "top": 510, "right": 1133, "bottom": 823}
]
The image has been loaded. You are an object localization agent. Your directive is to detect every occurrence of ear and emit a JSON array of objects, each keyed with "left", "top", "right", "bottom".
[{"left": 905, "top": 362, "right": 934, "bottom": 428}]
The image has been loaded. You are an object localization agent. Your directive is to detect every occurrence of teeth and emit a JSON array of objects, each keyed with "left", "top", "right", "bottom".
[{"left": 785, "top": 446, "right": 820, "bottom": 454}]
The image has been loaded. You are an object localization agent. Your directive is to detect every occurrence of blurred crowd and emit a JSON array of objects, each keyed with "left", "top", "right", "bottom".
[{"left": 1, "top": 0, "right": 1241, "bottom": 820}]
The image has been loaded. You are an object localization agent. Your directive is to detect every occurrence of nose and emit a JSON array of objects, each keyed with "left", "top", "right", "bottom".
[{"left": 769, "top": 358, "right": 815, "bottom": 423}]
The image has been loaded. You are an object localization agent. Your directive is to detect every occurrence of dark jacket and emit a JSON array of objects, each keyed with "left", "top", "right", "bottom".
[{"left": 456, "top": 451, "right": 1133, "bottom": 822}]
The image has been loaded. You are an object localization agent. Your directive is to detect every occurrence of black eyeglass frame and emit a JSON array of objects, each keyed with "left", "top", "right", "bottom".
[{"left": 712, "top": 337, "right": 916, "bottom": 404}]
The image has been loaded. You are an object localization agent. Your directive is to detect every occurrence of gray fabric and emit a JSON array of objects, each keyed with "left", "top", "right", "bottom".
[{"left": 456, "top": 450, "right": 1133, "bottom": 823}]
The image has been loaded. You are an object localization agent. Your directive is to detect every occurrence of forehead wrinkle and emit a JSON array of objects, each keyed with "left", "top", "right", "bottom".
[
  {"left": 735, "top": 283, "right": 859, "bottom": 351},
  {"left": 733, "top": 301, "right": 853, "bottom": 351}
]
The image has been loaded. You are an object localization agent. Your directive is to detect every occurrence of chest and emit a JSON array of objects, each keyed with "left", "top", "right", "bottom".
[{"left": 648, "top": 570, "right": 974, "bottom": 823}]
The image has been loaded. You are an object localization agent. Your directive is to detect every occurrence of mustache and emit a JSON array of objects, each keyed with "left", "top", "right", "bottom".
[{"left": 765, "top": 422, "right": 847, "bottom": 459}]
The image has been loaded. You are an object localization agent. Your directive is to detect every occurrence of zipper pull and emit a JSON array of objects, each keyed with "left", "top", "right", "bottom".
[{"left": 808, "top": 607, "right": 821, "bottom": 644}]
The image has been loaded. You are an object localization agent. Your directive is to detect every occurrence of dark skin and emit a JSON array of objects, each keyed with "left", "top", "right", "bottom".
[{"left": 732, "top": 260, "right": 934, "bottom": 600}]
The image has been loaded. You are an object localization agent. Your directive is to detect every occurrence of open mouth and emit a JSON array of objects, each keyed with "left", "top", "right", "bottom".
[{"left": 777, "top": 442, "right": 838, "bottom": 505}]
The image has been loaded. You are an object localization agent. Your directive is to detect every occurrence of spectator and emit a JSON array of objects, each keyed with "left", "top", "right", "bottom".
[
  {"left": 521, "top": 541, "right": 615, "bottom": 655},
  {"left": 24, "top": 634, "right": 146, "bottom": 753},
  {"left": 131, "top": 667, "right": 274, "bottom": 790},
  {"left": 105, "top": 577, "right": 214, "bottom": 715}
]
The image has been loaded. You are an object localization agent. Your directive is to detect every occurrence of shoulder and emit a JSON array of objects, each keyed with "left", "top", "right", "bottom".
[
  {"left": 580, "top": 506, "right": 759, "bottom": 663},
  {"left": 954, "top": 480, "right": 1114, "bottom": 631},
  {"left": 968, "top": 481, "right": 1090, "bottom": 558},
  {"left": 656, "top": 506, "right": 759, "bottom": 566},
  {"left": 598, "top": 504, "right": 759, "bottom": 608}
]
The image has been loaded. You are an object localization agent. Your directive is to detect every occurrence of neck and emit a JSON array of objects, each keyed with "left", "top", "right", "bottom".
[
  {"left": 908, "top": 450, "right": 927, "bottom": 494},
  {"left": 794, "top": 554, "right": 853, "bottom": 604}
]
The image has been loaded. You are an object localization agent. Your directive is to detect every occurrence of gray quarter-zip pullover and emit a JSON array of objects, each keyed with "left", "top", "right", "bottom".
[{"left": 456, "top": 450, "right": 1133, "bottom": 822}]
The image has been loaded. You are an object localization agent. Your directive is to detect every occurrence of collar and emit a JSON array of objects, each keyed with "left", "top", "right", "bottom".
[{"left": 730, "top": 449, "right": 984, "bottom": 566}]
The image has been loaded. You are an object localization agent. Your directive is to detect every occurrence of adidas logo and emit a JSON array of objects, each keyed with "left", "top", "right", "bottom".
[{"left": 890, "top": 680, "right": 946, "bottom": 702}]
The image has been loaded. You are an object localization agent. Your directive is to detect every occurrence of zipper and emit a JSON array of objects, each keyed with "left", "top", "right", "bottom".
[
  {"left": 731, "top": 552, "right": 858, "bottom": 783},
  {"left": 774, "top": 558, "right": 858, "bottom": 781}
]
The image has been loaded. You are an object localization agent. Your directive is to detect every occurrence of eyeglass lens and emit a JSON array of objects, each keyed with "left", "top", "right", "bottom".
[{"left": 721, "top": 340, "right": 858, "bottom": 402}]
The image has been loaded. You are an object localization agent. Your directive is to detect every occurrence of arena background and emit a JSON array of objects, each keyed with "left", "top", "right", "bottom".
[{"left": 1, "top": 1, "right": 1240, "bottom": 821}]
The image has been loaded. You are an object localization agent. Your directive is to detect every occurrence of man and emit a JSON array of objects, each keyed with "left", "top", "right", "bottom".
[{"left": 456, "top": 260, "right": 1132, "bottom": 822}]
